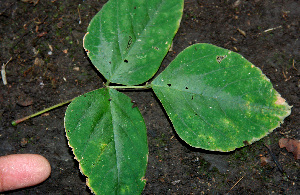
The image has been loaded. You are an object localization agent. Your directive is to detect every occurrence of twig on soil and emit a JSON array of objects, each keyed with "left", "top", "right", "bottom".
[
  {"left": 237, "top": 28, "right": 246, "bottom": 37},
  {"left": 282, "top": 69, "right": 291, "bottom": 81},
  {"left": 78, "top": 6, "right": 82, "bottom": 24},
  {"left": 255, "top": 26, "right": 283, "bottom": 37},
  {"left": 11, "top": 98, "right": 74, "bottom": 126},
  {"left": 264, "top": 144, "right": 284, "bottom": 173},
  {"left": 226, "top": 174, "right": 245, "bottom": 194},
  {"left": 292, "top": 59, "right": 297, "bottom": 71},
  {"left": 263, "top": 26, "right": 282, "bottom": 33},
  {"left": 1, "top": 57, "right": 12, "bottom": 85}
]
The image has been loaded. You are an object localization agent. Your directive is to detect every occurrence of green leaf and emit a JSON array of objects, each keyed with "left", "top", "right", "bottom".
[
  {"left": 151, "top": 43, "right": 291, "bottom": 152},
  {"left": 83, "top": 0, "right": 184, "bottom": 85},
  {"left": 64, "top": 88, "right": 148, "bottom": 194}
]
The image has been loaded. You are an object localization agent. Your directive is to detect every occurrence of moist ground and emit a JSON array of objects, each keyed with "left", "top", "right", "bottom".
[{"left": 0, "top": 0, "right": 299, "bottom": 194}]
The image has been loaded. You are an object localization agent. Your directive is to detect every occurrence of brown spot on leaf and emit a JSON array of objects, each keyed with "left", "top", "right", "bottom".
[
  {"left": 216, "top": 55, "right": 227, "bottom": 63},
  {"left": 127, "top": 36, "right": 132, "bottom": 49},
  {"left": 275, "top": 95, "right": 286, "bottom": 105},
  {"left": 140, "top": 176, "right": 146, "bottom": 182}
]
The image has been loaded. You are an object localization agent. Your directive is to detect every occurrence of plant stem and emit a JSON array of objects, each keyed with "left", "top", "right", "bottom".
[
  {"left": 108, "top": 84, "right": 151, "bottom": 89},
  {"left": 11, "top": 84, "right": 151, "bottom": 126},
  {"left": 11, "top": 98, "right": 74, "bottom": 126}
]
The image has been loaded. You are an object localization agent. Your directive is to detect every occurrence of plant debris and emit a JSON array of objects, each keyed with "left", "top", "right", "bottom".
[
  {"left": 1, "top": 57, "right": 12, "bottom": 85},
  {"left": 259, "top": 156, "right": 271, "bottom": 166},
  {"left": 21, "top": 0, "right": 39, "bottom": 6},
  {"left": 264, "top": 144, "right": 284, "bottom": 173},
  {"left": 279, "top": 138, "right": 300, "bottom": 160}
]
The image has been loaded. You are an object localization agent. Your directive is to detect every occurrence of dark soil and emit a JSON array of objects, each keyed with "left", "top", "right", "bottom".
[{"left": 0, "top": 0, "right": 299, "bottom": 194}]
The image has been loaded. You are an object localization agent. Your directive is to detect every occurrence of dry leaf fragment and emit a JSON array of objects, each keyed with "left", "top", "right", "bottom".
[
  {"left": 260, "top": 156, "right": 271, "bottom": 166},
  {"left": 34, "top": 57, "right": 45, "bottom": 67},
  {"left": 73, "top": 67, "right": 80, "bottom": 71},
  {"left": 233, "top": 0, "right": 241, "bottom": 8},
  {"left": 279, "top": 138, "right": 300, "bottom": 160},
  {"left": 21, "top": 0, "right": 39, "bottom": 6},
  {"left": 17, "top": 95, "right": 33, "bottom": 107}
]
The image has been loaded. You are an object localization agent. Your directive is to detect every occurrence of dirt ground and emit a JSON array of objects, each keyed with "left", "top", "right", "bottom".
[{"left": 0, "top": 0, "right": 299, "bottom": 194}]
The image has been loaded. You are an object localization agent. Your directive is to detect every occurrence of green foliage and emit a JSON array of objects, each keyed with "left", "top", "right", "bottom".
[
  {"left": 83, "top": 0, "right": 183, "bottom": 85},
  {"left": 151, "top": 43, "right": 291, "bottom": 151},
  {"left": 64, "top": 0, "right": 291, "bottom": 194},
  {"left": 65, "top": 88, "right": 148, "bottom": 194}
]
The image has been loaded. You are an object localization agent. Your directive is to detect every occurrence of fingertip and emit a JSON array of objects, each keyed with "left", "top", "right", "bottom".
[{"left": 0, "top": 154, "right": 51, "bottom": 192}]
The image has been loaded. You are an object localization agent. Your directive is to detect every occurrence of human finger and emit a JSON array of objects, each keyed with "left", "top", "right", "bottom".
[{"left": 0, "top": 154, "right": 51, "bottom": 192}]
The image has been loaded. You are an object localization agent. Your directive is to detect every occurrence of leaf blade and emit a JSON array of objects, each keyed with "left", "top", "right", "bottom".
[
  {"left": 64, "top": 88, "right": 148, "bottom": 194},
  {"left": 83, "top": 0, "right": 184, "bottom": 85},
  {"left": 152, "top": 43, "right": 291, "bottom": 151}
]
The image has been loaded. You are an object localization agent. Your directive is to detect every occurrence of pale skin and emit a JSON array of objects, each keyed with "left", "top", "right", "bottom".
[{"left": 0, "top": 154, "right": 51, "bottom": 192}]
